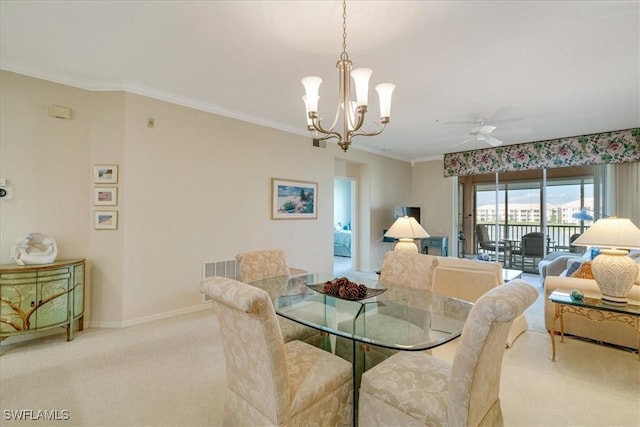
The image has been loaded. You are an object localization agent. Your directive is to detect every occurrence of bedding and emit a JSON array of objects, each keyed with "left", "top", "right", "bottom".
[{"left": 333, "top": 230, "right": 352, "bottom": 257}]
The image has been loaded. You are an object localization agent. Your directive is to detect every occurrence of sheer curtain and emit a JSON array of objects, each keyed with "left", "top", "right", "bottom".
[{"left": 606, "top": 161, "right": 640, "bottom": 226}]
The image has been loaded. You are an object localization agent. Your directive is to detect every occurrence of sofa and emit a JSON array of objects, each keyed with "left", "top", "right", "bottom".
[{"left": 544, "top": 250, "right": 640, "bottom": 349}]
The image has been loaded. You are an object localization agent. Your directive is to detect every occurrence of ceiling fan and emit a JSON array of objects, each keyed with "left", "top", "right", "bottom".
[{"left": 452, "top": 121, "right": 504, "bottom": 148}]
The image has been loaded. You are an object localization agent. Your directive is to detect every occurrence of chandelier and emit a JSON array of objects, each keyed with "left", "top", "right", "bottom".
[{"left": 301, "top": 0, "right": 395, "bottom": 152}]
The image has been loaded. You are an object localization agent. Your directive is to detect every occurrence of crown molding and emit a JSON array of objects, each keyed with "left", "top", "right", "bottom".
[{"left": 1, "top": 61, "right": 416, "bottom": 164}]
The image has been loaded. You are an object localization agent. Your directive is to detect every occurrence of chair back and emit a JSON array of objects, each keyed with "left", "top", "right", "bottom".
[
  {"left": 448, "top": 279, "right": 537, "bottom": 426},
  {"left": 569, "top": 233, "right": 583, "bottom": 253},
  {"left": 522, "top": 232, "right": 545, "bottom": 257},
  {"left": 200, "top": 276, "right": 290, "bottom": 423},
  {"left": 379, "top": 251, "right": 437, "bottom": 291},
  {"left": 236, "top": 249, "right": 289, "bottom": 283},
  {"left": 475, "top": 224, "right": 491, "bottom": 243}
]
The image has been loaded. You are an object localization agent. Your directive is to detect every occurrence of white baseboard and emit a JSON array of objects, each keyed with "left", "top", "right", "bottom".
[{"left": 88, "top": 302, "right": 213, "bottom": 329}]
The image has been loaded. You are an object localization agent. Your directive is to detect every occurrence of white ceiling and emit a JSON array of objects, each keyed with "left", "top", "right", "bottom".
[{"left": 1, "top": 1, "right": 638, "bottom": 162}]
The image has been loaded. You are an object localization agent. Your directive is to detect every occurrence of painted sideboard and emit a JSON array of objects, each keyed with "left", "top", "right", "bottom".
[{"left": 0, "top": 259, "right": 85, "bottom": 345}]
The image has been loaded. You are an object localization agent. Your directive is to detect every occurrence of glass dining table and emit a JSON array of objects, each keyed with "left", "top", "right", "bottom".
[{"left": 249, "top": 272, "right": 473, "bottom": 425}]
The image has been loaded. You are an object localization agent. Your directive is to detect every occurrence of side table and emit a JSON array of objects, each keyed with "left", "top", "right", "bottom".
[{"left": 548, "top": 290, "right": 640, "bottom": 361}]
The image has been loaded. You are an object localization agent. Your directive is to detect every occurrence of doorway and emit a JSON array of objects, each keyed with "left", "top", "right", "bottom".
[{"left": 334, "top": 177, "right": 355, "bottom": 275}]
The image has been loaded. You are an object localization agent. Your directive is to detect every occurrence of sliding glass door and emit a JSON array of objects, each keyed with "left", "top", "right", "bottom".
[{"left": 465, "top": 166, "right": 595, "bottom": 272}]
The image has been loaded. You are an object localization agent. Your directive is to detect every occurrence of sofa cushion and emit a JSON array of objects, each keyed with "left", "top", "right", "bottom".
[
  {"left": 566, "top": 259, "right": 585, "bottom": 277},
  {"left": 570, "top": 261, "right": 594, "bottom": 279}
]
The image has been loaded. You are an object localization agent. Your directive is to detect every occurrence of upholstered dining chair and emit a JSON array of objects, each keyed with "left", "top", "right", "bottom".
[
  {"left": 200, "top": 276, "right": 353, "bottom": 426},
  {"left": 236, "top": 249, "right": 323, "bottom": 347},
  {"left": 378, "top": 250, "right": 437, "bottom": 291},
  {"left": 336, "top": 251, "right": 437, "bottom": 370},
  {"left": 358, "top": 279, "right": 537, "bottom": 427}
]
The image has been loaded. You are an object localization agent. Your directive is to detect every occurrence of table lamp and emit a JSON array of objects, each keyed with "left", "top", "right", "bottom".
[
  {"left": 384, "top": 216, "right": 429, "bottom": 253},
  {"left": 572, "top": 218, "right": 640, "bottom": 304}
]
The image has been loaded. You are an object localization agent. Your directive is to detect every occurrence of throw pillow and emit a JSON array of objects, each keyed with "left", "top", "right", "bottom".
[
  {"left": 571, "top": 261, "right": 594, "bottom": 280},
  {"left": 626, "top": 250, "right": 640, "bottom": 285},
  {"left": 566, "top": 260, "right": 584, "bottom": 277}
]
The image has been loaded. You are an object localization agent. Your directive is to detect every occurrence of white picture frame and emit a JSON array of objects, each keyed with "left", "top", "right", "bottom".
[
  {"left": 94, "top": 187, "right": 117, "bottom": 206},
  {"left": 94, "top": 210, "right": 118, "bottom": 230},
  {"left": 94, "top": 164, "right": 118, "bottom": 184}
]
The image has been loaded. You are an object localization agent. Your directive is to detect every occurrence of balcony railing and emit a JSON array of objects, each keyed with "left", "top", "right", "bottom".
[{"left": 480, "top": 223, "right": 589, "bottom": 252}]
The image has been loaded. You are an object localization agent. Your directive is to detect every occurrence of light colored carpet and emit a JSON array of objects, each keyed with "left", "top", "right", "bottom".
[{"left": 1, "top": 274, "right": 639, "bottom": 426}]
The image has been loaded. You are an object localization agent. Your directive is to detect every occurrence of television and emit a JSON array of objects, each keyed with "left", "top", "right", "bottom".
[{"left": 393, "top": 206, "right": 420, "bottom": 224}]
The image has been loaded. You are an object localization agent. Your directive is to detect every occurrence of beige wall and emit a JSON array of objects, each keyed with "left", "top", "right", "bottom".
[
  {"left": 412, "top": 159, "right": 457, "bottom": 255},
  {"left": 0, "top": 71, "right": 432, "bottom": 328}
]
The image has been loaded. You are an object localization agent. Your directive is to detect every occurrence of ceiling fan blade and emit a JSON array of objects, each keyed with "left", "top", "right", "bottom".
[
  {"left": 450, "top": 136, "right": 476, "bottom": 148},
  {"left": 484, "top": 136, "right": 503, "bottom": 146},
  {"left": 471, "top": 125, "right": 496, "bottom": 135}
]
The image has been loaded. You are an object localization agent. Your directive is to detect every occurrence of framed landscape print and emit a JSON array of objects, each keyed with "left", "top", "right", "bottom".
[
  {"left": 94, "top": 187, "right": 117, "bottom": 206},
  {"left": 93, "top": 164, "right": 118, "bottom": 184},
  {"left": 94, "top": 210, "right": 118, "bottom": 230},
  {"left": 271, "top": 178, "right": 318, "bottom": 220}
]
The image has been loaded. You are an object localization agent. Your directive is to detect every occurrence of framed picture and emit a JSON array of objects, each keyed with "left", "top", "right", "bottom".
[
  {"left": 271, "top": 178, "right": 318, "bottom": 220},
  {"left": 93, "top": 164, "right": 118, "bottom": 184},
  {"left": 94, "top": 210, "right": 118, "bottom": 230},
  {"left": 94, "top": 187, "right": 117, "bottom": 206}
]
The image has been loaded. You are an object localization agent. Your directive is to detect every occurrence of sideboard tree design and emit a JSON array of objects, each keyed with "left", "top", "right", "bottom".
[{"left": 0, "top": 259, "right": 85, "bottom": 346}]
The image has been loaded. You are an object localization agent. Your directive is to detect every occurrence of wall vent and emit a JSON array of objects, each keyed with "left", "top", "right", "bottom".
[{"left": 202, "top": 259, "right": 239, "bottom": 301}]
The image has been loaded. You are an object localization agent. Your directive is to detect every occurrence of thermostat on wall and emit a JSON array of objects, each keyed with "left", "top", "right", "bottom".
[{"left": 48, "top": 105, "right": 72, "bottom": 120}]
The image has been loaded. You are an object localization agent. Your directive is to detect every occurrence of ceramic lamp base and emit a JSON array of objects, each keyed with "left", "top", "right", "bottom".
[
  {"left": 394, "top": 238, "right": 419, "bottom": 253},
  {"left": 591, "top": 249, "right": 638, "bottom": 304}
]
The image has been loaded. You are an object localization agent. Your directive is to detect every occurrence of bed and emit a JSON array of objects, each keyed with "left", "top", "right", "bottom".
[{"left": 333, "top": 230, "right": 352, "bottom": 257}]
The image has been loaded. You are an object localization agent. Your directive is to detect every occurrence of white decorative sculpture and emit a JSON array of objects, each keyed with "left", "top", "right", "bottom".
[{"left": 12, "top": 233, "right": 58, "bottom": 266}]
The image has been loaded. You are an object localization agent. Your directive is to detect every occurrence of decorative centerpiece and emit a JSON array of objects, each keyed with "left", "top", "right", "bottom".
[
  {"left": 307, "top": 277, "right": 386, "bottom": 301},
  {"left": 323, "top": 277, "right": 368, "bottom": 300}
]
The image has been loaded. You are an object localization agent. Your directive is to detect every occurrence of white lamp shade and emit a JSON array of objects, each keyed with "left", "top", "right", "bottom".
[
  {"left": 301, "top": 76, "right": 322, "bottom": 112},
  {"left": 375, "top": 83, "right": 395, "bottom": 118},
  {"left": 351, "top": 67, "right": 372, "bottom": 107},
  {"left": 384, "top": 216, "right": 429, "bottom": 240},
  {"left": 572, "top": 218, "right": 640, "bottom": 250}
]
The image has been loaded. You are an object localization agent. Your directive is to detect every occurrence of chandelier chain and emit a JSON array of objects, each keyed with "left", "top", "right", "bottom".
[{"left": 341, "top": 0, "right": 348, "bottom": 60}]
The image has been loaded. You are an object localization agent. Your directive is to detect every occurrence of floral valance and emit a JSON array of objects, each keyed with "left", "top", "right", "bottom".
[{"left": 443, "top": 128, "right": 640, "bottom": 177}]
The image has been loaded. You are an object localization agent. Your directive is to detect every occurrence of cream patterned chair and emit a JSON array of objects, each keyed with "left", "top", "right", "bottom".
[
  {"left": 200, "top": 276, "right": 353, "bottom": 426},
  {"left": 236, "top": 249, "right": 323, "bottom": 347},
  {"left": 336, "top": 251, "right": 437, "bottom": 370},
  {"left": 378, "top": 250, "right": 437, "bottom": 290},
  {"left": 358, "top": 279, "right": 537, "bottom": 427}
]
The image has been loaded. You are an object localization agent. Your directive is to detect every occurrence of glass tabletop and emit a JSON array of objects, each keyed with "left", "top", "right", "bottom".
[
  {"left": 249, "top": 272, "right": 473, "bottom": 351},
  {"left": 549, "top": 290, "right": 640, "bottom": 315}
]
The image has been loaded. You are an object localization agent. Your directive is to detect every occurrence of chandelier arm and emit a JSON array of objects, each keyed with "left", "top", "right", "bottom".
[
  {"left": 348, "top": 106, "right": 367, "bottom": 134},
  {"left": 309, "top": 115, "right": 341, "bottom": 141},
  {"left": 350, "top": 122, "right": 387, "bottom": 139}
]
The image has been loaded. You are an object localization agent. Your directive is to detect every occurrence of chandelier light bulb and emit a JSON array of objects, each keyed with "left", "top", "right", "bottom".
[
  {"left": 351, "top": 67, "right": 372, "bottom": 107},
  {"left": 375, "top": 83, "right": 395, "bottom": 120},
  {"left": 301, "top": 76, "right": 322, "bottom": 113}
]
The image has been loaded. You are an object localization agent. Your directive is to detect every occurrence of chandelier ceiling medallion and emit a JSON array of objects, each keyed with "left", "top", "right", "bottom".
[{"left": 301, "top": 0, "right": 395, "bottom": 152}]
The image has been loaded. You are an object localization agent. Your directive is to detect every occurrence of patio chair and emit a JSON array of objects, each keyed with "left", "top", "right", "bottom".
[
  {"left": 510, "top": 232, "right": 545, "bottom": 273},
  {"left": 475, "top": 224, "right": 506, "bottom": 260}
]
